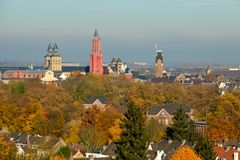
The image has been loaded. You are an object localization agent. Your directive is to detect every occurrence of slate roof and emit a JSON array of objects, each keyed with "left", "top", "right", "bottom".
[
  {"left": 149, "top": 140, "right": 182, "bottom": 160},
  {"left": 102, "top": 143, "right": 117, "bottom": 156},
  {"left": 147, "top": 106, "right": 162, "bottom": 115},
  {"left": 62, "top": 66, "right": 89, "bottom": 73},
  {"left": 164, "top": 104, "right": 191, "bottom": 115},
  {"left": 85, "top": 96, "right": 109, "bottom": 104},
  {"left": 29, "top": 136, "right": 44, "bottom": 145},
  {"left": 147, "top": 103, "right": 191, "bottom": 116},
  {"left": 213, "top": 70, "right": 240, "bottom": 79},
  {"left": 151, "top": 77, "right": 176, "bottom": 84},
  {"left": 111, "top": 58, "right": 116, "bottom": 63},
  {"left": 94, "top": 29, "right": 99, "bottom": 37}
]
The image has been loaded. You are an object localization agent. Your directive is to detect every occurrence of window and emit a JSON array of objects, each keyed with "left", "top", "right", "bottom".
[{"left": 165, "top": 119, "right": 169, "bottom": 125}]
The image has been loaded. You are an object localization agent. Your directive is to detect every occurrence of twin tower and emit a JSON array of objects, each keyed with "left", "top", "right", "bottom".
[{"left": 44, "top": 29, "right": 104, "bottom": 74}]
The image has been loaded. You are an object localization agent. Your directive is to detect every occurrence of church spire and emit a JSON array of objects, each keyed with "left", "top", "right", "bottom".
[
  {"left": 94, "top": 29, "right": 99, "bottom": 37},
  {"left": 90, "top": 29, "right": 103, "bottom": 75}
]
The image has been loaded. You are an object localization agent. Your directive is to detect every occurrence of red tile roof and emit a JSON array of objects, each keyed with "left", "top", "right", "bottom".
[{"left": 213, "top": 146, "right": 239, "bottom": 160}]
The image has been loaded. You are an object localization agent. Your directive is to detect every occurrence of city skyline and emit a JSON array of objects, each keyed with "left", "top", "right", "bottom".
[{"left": 0, "top": 0, "right": 240, "bottom": 65}]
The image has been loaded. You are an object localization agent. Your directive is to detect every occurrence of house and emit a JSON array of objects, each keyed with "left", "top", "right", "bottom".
[
  {"left": 45, "top": 138, "right": 66, "bottom": 155},
  {"left": 0, "top": 127, "right": 10, "bottom": 135},
  {"left": 7, "top": 134, "right": 66, "bottom": 157},
  {"left": 59, "top": 72, "right": 68, "bottom": 80},
  {"left": 41, "top": 70, "right": 58, "bottom": 84},
  {"left": 83, "top": 96, "right": 110, "bottom": 109},
  {"left": 147, "top": 140, "right": 189, "bottom": 160},
  {"left": 72, "top": 149, "right": 84, "bottom": 159},
  {"left": 101, "top": 143, "right": 117, "bottom": 159},
  {"left": 213, "top": 146, "right": 239, "bottom": 160},
  {"left": 176, "top": 73, "right": 186, "bottom": 84},
  {"left": 151, "top": 76, "right": 176, "bottom": 84},
  {"left": 85, "top": 152, "right": 110, "bottom": 159},
  {"left": 4, "top": 69, "right": 45, "bottom": 79},
  {"left": 147, "top": 103, "right": 192, "bottom": 125}
]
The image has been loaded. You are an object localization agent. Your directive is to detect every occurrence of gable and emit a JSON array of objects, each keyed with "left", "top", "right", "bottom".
[
  {"left": 157, "top": 109, "right": 172, "bottom": 118},
  {"left": 93, "top": 99, "right": 104, "bottom": 105},
  {"left": 85, "top": 96, "right": 108, "bottom": 104}
]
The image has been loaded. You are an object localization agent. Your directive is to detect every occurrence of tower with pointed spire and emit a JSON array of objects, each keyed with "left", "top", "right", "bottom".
[
  {"left": 44, "top": 43, "right": 62, "bottom": 72},
  {"left": 89, "top": 29, "right": 103, "bottom": 75}
]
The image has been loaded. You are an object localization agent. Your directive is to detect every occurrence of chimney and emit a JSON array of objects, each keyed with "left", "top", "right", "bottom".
[
  {"left": 234, "top": 152, "right": 238, "bottom": 160},
  {"left": 181, "top": 139, "right": 186, "bottom": 145},
  {"left": 102, "top": 145, "right": 107, "bottom": 151}
]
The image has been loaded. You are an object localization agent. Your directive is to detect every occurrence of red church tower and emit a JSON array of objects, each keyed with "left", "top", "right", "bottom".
[{"left": 89, "top": 29, "right": 103, "bottom": 75}]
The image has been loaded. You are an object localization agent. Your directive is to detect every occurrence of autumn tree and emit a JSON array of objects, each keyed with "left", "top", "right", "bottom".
[
  {"left": 207, "top": 93, "right": 240, "bottom": 141},
  {"left": 78, "top": 127, "right": 104, "bottom": 152},
  {"left": 115, "top": 103, "right": 149, "bottom": 160},
  {"left": 171, "top": 146, "right": 201, "bottom": 160},
  {"left": 0, "top": 136, "right": 17, "bottom": 159},
  {"left": 183, "top": 85, "right": 219, "bottom": 120}
]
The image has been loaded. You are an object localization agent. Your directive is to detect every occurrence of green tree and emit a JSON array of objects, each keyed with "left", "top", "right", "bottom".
[
  {"left": 166, "top": 107, "right": 199, "bottom": 143},
  {"left": 10, "top": 81, "right": 25, "bottom": 96},
  {"left": 195, "top": 137, "right": 216, "bottom": 160},
  {"left": 58, "top": 146, "right": 71, "bottom": 158},
  {"left": 115, "top": 103, "right": 149, "bottom": 160}
]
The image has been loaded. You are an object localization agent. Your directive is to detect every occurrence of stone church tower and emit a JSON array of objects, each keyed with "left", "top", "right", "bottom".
[
  {"left": 44, "top": 43, "right": 62, "bottom": 72},
  {"left": 155, "top": 49, "right": 164, "bottom": 78},
  {"left": 90, "top": 29, "right": 103, "bottom": 75}
]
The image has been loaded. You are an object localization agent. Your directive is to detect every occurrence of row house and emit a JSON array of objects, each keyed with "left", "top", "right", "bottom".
[{"left": 4, "top": 69, "right": 45, "bottom": 79}]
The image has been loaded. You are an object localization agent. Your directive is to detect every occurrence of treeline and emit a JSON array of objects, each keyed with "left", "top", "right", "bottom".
[{"left": 0, "top": 74, "right": 239, "bottom": 149}]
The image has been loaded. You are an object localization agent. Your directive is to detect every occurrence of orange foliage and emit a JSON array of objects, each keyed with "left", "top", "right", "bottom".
[{"left": 171, "top": 146, "right": 201, "bottom": 160}]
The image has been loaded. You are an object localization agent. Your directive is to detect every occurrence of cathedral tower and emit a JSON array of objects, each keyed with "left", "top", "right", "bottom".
[
  {"left": 44, "top": 43, "right": 62, "bottom": 72},
  {"left": 89, "top": 29, "right": 103, "bottom": 75}
]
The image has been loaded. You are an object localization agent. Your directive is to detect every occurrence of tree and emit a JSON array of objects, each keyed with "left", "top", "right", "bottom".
[
  {"left": 195, "top": 138, "right": 216, "bottom": 160},
  {"left": 10, "top": 81, "right": 25, "bottom": 96},
  {"left": 0, "top": 137, "right": 17, "bottom": 159},
  {"left": 108, "top": 119, "right": 122, "bottom": 143},
  {"left": 115, "top": 103, "right": 149, "bottom": 160},
  {"left": 78, "top": 127, "right": 104, "bottom": 152},
  {"left": 58, "top": 146, "right": 71, "bottom": 158},
  {"left": 207, "top": 93, "right": 240, "bottom": 141},
  {"left": 146, "top": 118, "right": 165, "bottom": 142},
  {"left": 171, "top": 146, "right": 201, "bottom": 160},
  {"left": 166, "top": 107, "right": 198, "bottom": 143}
]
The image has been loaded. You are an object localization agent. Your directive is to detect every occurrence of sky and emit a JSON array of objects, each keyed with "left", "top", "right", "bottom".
[{"left": 0, "top": 0, "right": 240, "bottom": 65}]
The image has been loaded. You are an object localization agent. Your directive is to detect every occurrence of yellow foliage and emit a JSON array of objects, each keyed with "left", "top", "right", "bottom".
[
  {"left": 108, "top": 119, "right": 122, "bottom": 143},
  {"left": 0, "top": 137, "right": 16, "bottom": 159},
  {"left": 66, "top": 120, "right": 81, "bottom": 143},
  {"left": 171, "top": 146, "right": 201, "bottom": 160},
  {"left": 53, "top": 155, "right": 66, "bottom": 160}
]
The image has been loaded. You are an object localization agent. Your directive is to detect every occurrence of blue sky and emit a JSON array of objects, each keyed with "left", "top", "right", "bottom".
[{"left": 0, "top": 0, "right": 240, "bottom": 65}]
